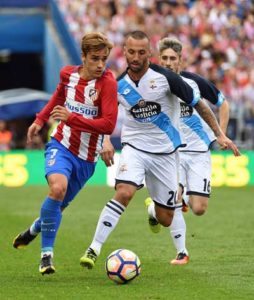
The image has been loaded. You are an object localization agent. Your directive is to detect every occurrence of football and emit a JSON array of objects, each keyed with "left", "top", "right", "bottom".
[{"left": 105, "top": 249, "right": 141, "bottom": 284}]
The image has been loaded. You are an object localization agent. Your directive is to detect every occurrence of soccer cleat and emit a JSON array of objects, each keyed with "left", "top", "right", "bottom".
[
  {"left": 13, "top": 229, "right": 37, "bottom": 249},
  {"left": 145, "top": 197, "right": 161, "bottom": 233},
  {"left": 80, "top": 248, "right": 98, "bottom": 269},
  {"left": 39, "top": 254, "right": 55, "bottom": 275},
  {"left": 170, "top": 252, "right": 189, "bottom": 265},
  {"left": 182, "top": 199, "right": 189, "bottom": 213}
]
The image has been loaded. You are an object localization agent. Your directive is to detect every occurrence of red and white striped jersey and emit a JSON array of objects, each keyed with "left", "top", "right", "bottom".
[{"left": 35, "top": 65, "right": 118, "bottom": 162}]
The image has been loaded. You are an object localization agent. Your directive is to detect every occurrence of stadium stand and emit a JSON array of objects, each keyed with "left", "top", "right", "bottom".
[
  {"left": 54, "top": 0, "right": 254, "bottom": 148},
  {"left": 0, "top": 0, "right": 253, "bottom": 149}
]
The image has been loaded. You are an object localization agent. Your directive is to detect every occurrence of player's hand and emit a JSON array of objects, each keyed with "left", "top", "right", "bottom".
[
  {"left": 50, "top": 105, "right": 71, "bottom": 122},
  {"left": 27, "top": 123, "right": 42, "bottom": 145},
  {"left": 100, "top": 137, "right": 115, "bottom": 167},
  {"left": 217, "top": 134, "right": 241, "bottom": 156}
]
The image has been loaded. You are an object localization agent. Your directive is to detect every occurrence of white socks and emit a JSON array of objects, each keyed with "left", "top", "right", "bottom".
[
  {"left": 170, "top": 206, "right": 188, "bottom": 255},
  {"left": 90, "top": 199, "right": 125, "bottom": 255}
]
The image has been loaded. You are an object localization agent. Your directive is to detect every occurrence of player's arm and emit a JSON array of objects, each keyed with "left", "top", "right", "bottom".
[
  {"left": 168, "top": 71, "right": 220, "bottom": 136},
  {"left": 218, "top": 100, "right": 229, "bottom": 134},
  {"left": 194, "top": 100, "right": 240, "bottom": 156},
  {"left": 168, "top": 71, "right": 240, "bottom": 156},
  {"left": 194, "top": 99, "right": 223, "bottom": 137},
  {"left": 181, "top": 71, "right": 230, "bottom": 134},
  {"left": 34, "top": 83, "right": 65, "bottom": 127},
  {"left": 100, "top": 135, "right": 115, "bottom": 167},
  {"left": 35, "top": 68, "right": 67, "bottom": 127},
  {"left": 61, "top": 79, "right": 118, "bottom": 135},
  {"left": 195, "top": 76, "right": 230, "bottom": 134},
  {"left": 27, "top": 75, "right": 66, "bottom": 145}
]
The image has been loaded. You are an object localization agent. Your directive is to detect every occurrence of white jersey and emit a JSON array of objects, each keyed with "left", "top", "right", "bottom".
[
  {"left": 179, "top": 71, "right": 225, "bottom": 152},
  {"left": 117, "top": 64, "right": 200, "bottom": 154}
]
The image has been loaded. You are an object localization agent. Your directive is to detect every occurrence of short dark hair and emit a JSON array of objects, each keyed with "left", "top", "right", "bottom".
[{"left": 125, "top": 30, "right": 150, "bottom": 42}]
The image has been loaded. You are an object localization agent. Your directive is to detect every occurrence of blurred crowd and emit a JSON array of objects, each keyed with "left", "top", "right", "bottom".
[
  {"left": 0, "top": 119, "right": 50, "bottom": 151},
  {"left": 0, "top": 120, "right": 12, "bottom": 151},
  {"left": 55, "top": 0, "right": 254, "bottom": 147},
  {"left": 2, "top": 0, "right": 254, "bottom": 151}
]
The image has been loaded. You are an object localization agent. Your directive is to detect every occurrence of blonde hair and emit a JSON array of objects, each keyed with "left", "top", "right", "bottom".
[
  {"left": 158, "top": 37, "right": 182, "bottom": 55},
  {"left": 81, "top": 32, "right": 113, "bottom": 55}
]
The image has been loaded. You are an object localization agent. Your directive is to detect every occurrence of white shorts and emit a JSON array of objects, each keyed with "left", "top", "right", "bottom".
[
  {"left": 115, "top": 145, "right": 178, "bottom": 209},
  {"left": 179, "top": 151, "right": 211, "bottom": 197}
]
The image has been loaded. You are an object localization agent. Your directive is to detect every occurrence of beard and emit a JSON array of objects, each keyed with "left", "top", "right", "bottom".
[{"left": 127, "top": 59, "right": 146, "bottom": 73}]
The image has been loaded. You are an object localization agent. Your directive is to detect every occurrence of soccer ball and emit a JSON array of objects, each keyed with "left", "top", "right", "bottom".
[{"left": 105, "top": 249, "right": 141, "bottom": 284}]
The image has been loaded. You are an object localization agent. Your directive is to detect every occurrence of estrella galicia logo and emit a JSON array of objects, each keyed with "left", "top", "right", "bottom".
[
  {"left": 180, "top": 102, "right": 193, "bottom": 118},
  {"left": 130, "top": 100, "right": 161, "bottom": 123},
  {"left": 103, "top": 221, "right": 112, "bottom": 227}
]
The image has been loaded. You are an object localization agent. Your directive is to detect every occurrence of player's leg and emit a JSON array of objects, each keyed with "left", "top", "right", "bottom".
[
  {"left": 189, "top": 194, "right": 209, "bottom": 215},
  {"left": 80, "top": 183, "right": 137, "bottom": 269},
  {"left": 13, "top": 141, "right": 65, "bottom": 252},
  {"left": 170, "top": 202, "right": 189, "bottom": 265},
  {"left": 38, "top": 140, "right": 74, "bottom": 275},
  {"left": 180, "top": 184, "right": 189, "bottom": 212},
  {"left": 145, "top": 152, "right": 178, "bottom": 228},
  {"left": 13, "top": 218, "right": 41, "bottom": 249},
  {"left": 13, "top": 158, "right": 94, "bottom": 250},
  {"left": 80, "top": 145, "right": 144, "bottom": 269},
  {"left": 39, "top": 173, "right": 67, "bottom": 275},
  {"left": 40, "top": 157, "right": 95, "bottom": 274},
  {"left": 144, "top": 197, "right": 161, "bottom": 233},
  {"left": 187, "top": 152, "right": 211, "bottom": 216},
  {"left": 170, "top": 156, "right": 189, "bottom": 264}
]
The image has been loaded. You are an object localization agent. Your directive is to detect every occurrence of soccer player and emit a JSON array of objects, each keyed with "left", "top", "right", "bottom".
[
  {"left": 146, "top": 36, "right": 232, "bottom": 265},
  {"left": 12, "top": 32, "right": 118, "bottom": 275},
  {"left": 79, "top": 30, "right": 240, "bottom": 269}
]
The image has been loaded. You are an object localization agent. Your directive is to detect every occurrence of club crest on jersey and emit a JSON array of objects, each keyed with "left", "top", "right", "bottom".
[
  {"left": 149, "top": 80, "right": 157, "bottom": 89},
  {"left": 130, "top": 100, "right": 161, "bottom": 123},
  {"left": 88, "top": 88, "right": 99, "bottom": 101}
]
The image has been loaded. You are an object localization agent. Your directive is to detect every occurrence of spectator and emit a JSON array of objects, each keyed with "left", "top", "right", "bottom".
[
  {"left": 55, "top": 0, "right": 254, "bottom": 147},
  {"left": 25, "top": 135, "right": 45, "bottom": 150},
  {"left": 0, "top": 120, "right": 12, "bottom": 151},
  {"left": 56, "top": 0, "right": 254, "bottom": 93}
]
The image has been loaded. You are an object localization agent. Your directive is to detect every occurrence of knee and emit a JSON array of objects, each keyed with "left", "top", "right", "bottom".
[
  {"left": 115, "top": 185, "right": 135, "bottom": 206},
  {"left": 160, "top": 219, "right": 172, "bottom": 227},
  {"left": 156, "top": 212, "right": 173, "bottom": 227},
  {"left": 190, "top": 196, "right": 208, "bottom": 216},
  {"left": 192, "top": 203, "right": 207, "bottom": 216},
  {"left": 49, "top": 183, "right": 67, "bottom": 200},
  {"left": 193, "top": 208, "right": 206, "bottom": 216}
]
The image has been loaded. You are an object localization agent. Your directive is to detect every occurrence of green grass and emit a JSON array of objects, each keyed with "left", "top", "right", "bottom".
[{"left": 0, "top": 186, "right": 254, "bottom": 300}]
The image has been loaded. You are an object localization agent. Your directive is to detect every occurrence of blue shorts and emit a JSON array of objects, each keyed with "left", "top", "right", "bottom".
[{"left": 45, "top": 138, "right": 96, "bottom": 208}]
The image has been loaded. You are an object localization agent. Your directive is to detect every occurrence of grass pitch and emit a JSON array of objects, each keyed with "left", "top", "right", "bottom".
[{"left": 0, "top": 186, "right": 253, "bottom": 300}]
